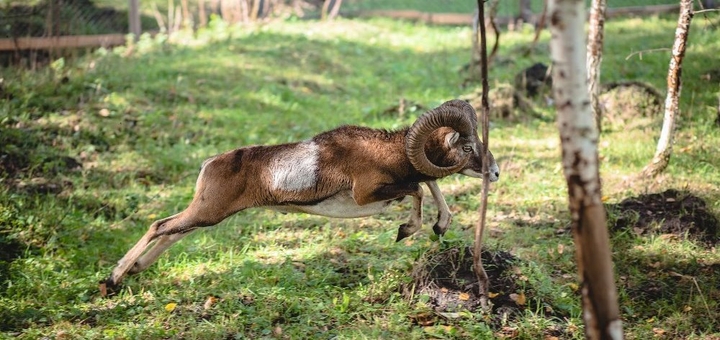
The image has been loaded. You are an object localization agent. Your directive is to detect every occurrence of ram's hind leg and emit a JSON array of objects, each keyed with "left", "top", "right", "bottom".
[
  {"left": 102, "top": 212, "right": 204, "bottom": 293},
  {"left": 128, "top": 231, "right": 195, "bottom": 275},
  {"left": 426, "top": 181, "right": 452, "bottom": 236}
]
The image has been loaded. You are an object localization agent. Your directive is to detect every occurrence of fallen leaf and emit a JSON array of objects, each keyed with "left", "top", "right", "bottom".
[
  {"left": 165, "top": 302, "right": 177, "bottom": 312},
  {"left": 411, "top": 311, "right": 436, "bottom": 326},
  {"left": 438, "top": 312, "right": 462, "bottom": 319},
  {"left": 273, "top": 325, "right": 283, "bottom": 336},
  {"left": 99, "top": 282, "right": 108, "bottom": 297},
  {"left": 99, "top": 108, "right": 110, "bottom": 117},
  {"left": 557, "top": 243, "right": 565, "bottom": 254},
  {"left": 488, "top": 292, "right": 499, "bottom": 298},
  {"left": 458, "top": 292, "right": 470, "bottom": 301},
  {"left": 653, "top": 327, "right": 666, "bottom": 336},
  {"left": 683, "top": 305, "right": 692, "bottom": 312},
  {"left": 440, "top": 287, "right": 449, "bottom": 293},
  {"left": 509, "top": 292, "right": 526, "bottom": 305},
  {"left": 203, "top": 296, "right": 217, "bottom": 310}
]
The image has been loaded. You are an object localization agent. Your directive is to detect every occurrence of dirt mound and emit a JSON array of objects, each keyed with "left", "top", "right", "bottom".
[
  {"left": 600, "top": 81, "right": 663, "bottom": 129},
  {"left": 403, "top": 247, "right": 556, "bottom": 329},
  {"left": 608, "top": 189, "right": 719, "bottom": 246}
]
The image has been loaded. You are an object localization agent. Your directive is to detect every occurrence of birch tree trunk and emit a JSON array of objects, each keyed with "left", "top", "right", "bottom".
[
  {"left": 587, "top": 0, "right": 606, "bottom": 132},
  {"left": 642, "top": 0, "right": 693, "bottom": 177},
  {"left": 548, "top": 1, "right": 622, "bottom": 339}
]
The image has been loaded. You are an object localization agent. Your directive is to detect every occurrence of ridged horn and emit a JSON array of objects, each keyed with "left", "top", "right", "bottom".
[{"left": 406, "top": 100, "right": 477, "bottom": 178}]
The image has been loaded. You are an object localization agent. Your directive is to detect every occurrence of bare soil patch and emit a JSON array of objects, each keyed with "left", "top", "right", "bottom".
[
  {"left": 403, "top": 247, "right": 564, "bottom": 331},
  {"left": 608, "top": 189, "right": 719, "bottom": 246}
]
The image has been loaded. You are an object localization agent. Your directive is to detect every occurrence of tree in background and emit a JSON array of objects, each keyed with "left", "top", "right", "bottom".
[
  {"left": 587, "top": 0, "right": 606, "bottom": 132},
  {"left": 642, "top": 0, "right": 693, "bottom": 177},
  {"left": 548, "top": 0, "right": 622, "bottom": 338}
]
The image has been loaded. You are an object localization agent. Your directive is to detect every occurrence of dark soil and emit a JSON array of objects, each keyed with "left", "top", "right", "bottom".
[
  {"left": 608, "top": 189, "right": 719, "bottom": 246},
  {"left": 514, "top": 62, "right": 552, "bottom": 98},
  {"left": 403, "top": 247, "right": 560, "bottom": 330}
]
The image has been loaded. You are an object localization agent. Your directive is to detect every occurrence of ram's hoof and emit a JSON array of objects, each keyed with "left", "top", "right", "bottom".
[
  {"left": 432, "top": 222, "right": 448, "bottom": 236},
  {"left": 395, "top": 223, "right": 413, "bottom": 242},
  {"left": 99, "top": 278, "right": 121, "bottom": 297}
]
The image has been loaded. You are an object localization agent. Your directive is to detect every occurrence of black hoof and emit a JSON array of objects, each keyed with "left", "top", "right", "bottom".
[
  {"left": 99, "top": 278, "right": 121, "bottom": 297},
  {"left": 396, "top": 224, "right": 413, "bottom": 242},
  {"left": 432, "top": 222, "right": 448, "bottom": 236}
]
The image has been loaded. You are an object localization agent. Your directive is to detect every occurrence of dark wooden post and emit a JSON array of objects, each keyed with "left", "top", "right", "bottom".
[{"left": 129, "top": 0, "right": 141, "bottom": 41}]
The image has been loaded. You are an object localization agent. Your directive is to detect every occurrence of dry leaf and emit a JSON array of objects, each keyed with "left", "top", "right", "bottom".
[
  {"left": 273, "top": 325, "right": 283, "bottom": 336},
  {"left": 99, "top": 108, "right": 110, "bottom": 117},
  {"left": 458, "top": 292, "right": 470, "bottom": 301},
  {"left": 509, "top": 292, "right": 526, "bottom": 305},
  {"left": 165, "top": 302, "right": 177, "bottom": 312},
  {"left": 411, "top": 311, "right": 436, "bottom": 326},
  {"left": 557, "top": 243, "right": 565, "bottom": 254},
  {"left": 488, "top": 292, "right": 499, "bottom": 298},
  {"left": 203, "top": 296, "right": 217, "bottom": 310},
  {"left": 99, "top": 282, "right": 108, "bottom": 297},
  {"left": 652, "top": 327, "right": 666, "bottom": 336},
  {"left": 440, "top": 287, "right": 449, "bottom": 293},
  {"left": 683, "top": 305, "right": 692, "bottom": 312}
]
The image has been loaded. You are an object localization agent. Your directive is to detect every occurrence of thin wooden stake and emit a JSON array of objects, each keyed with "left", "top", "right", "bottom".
[{"left": 473, "top": 0, "right": 492, "bottom": 310}]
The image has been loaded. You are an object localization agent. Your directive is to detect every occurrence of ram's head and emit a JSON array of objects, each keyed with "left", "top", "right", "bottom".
[{"left": 405, "top": 99, "right": 499, "bottom": 182}]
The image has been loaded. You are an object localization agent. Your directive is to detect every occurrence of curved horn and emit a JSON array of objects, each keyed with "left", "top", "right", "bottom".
[{"left": 406, "top": 100, "right": 477, "bottom": 178}]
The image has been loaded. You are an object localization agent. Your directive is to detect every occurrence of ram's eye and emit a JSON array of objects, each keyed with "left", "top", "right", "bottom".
[{"left": 462, "top": 145, "right": 473, "bottom": 153}]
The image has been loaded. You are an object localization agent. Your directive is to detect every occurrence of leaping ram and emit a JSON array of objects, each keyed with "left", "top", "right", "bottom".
[{"left": 102, "top": 99, "right": 499, "bottom": 292}]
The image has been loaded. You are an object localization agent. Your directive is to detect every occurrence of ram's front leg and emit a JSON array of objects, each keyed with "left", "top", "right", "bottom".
[{"left": 426, "top": 181, "right": 452, "bottom": 236}]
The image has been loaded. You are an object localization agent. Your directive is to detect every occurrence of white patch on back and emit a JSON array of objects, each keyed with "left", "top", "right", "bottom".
[
  {"left": 270, "top": 141, "right": 319, "bottom": 191},
  {"left": 196, "top": 156, "right": 216, "bottom": 191}
]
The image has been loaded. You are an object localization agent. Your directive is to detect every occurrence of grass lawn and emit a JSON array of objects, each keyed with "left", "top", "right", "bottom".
[{"left": 1, "top": 13, "right": 719, "bottom": 339}]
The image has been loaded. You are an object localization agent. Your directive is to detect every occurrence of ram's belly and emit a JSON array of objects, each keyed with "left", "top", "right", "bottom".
[{"left": 270, "top": 190, "right": 397, "bottom": 218}]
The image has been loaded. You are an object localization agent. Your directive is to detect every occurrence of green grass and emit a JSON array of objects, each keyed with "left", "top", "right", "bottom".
[{"left": 1, "top": 14, "right": 720, "bottom": 339}]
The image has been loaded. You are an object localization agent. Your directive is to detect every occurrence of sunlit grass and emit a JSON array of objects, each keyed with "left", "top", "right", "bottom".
[{"left": 1, "top": 13, "right": 719, "bottom": 339}]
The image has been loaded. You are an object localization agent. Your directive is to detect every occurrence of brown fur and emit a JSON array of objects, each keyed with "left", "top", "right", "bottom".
[{"left": 101, "top": 123, "right": 495, "bottom": 293}]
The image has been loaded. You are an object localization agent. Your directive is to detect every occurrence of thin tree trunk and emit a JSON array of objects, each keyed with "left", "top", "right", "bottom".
[
  {"left": 587, "top": 0, "right": 606, "bottom": 132},
  {"left": 198, "top": 0, "right": 207, "bottom": 27},
  {"left": 251, "top": 0, "right": 261, "bottom": 21},
  {"left": 642, "top": 0, "right": 693, "bottom": 177},
  {"left": 518, "top": 0, "right": 532, "bottom": 23},
  {"left": 328, "top": 0, "right": 343, "bottom": 20},
  {"left": 473, "top": 0, "right": 491, "bottom": 311},
  {"left": 181, "top": 0, "right": 191, "bottom": 28},
  {"left": 548, "top": 1, "right": 623, "bottom": 339},
  {"left": 321, "top": 0, "right": 331, "bottom": 20},
  {"left": 527, "top": 0, "right": 547, "bottom": 55}
]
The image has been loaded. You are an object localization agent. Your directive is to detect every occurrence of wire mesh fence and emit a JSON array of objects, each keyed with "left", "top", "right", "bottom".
[
  {"left": 1, "top": 0, "right": 132, "bottom": 38},
  {"left": 0, "top": 0, "right": 701, "bottom": 52}
]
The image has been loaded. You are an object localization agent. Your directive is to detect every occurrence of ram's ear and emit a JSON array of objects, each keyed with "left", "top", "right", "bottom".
[{"left": 444, "top": 132, "right": 460, "bottom": 148}]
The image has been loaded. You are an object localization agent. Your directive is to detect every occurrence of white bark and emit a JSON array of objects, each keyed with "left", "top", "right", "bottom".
[
  {"left": 643, "top": 0, "right": 693, "bottom": 177},
  {"left": 587, "top": 0, "right": 606, "bottom": 132},
  {"left": 548, "top": 0, "right": 622, "bottom": 339}
]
